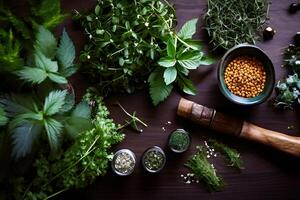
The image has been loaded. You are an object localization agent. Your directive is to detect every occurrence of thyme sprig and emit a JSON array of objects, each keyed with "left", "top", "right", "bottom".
[{"left": 204, "top": 0, "right": 270, "bottom": 50}]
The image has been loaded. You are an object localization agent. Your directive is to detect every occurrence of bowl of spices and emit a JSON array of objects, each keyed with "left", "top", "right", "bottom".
[
  {"left": 218, "top": 44, "right": 275, "bottom": 105},
  {"left": 111, "top": 149, "right": 136, "bottom": 176},
  {"left": 142, "top": 146, "right": 166, "bottom": 173},
  {"left": 168, "top": 129, "right": 191, "bottom": 153}
]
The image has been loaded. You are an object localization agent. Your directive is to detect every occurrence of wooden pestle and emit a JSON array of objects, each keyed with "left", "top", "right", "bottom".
[{"left": 177, "top": 98, "right": 300, "bottom": 157}]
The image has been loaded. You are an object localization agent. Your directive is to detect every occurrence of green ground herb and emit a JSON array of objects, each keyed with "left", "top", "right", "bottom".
[
  {"left": 204, "top": 0, "right": 270, "bottom": 50},
  {"left": 169, "top": 130, "right": 189, "bottom": 151}
]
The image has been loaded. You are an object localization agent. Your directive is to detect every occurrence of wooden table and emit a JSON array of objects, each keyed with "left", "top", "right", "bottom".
[{"left": 58, "top": 0, "right": 300, "bottom": 199}]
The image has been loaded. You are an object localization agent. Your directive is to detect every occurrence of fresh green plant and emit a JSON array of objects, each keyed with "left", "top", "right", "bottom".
[
  {"left": 0, "top": 106, "right": 8, "bottom": 126},
  {"left": 185, "top": 146, "right": 224, "bottom": 191},
  {"left": 274, "top": 45, "right": 300, "bottom": 109},
  {"left": 12, "top": 90, "right": 124, "bottom": 200},
  {"left": 204, "top": 0, "right": 269, "bottom": 50},
  {"left": 209, "top": 139, "right": 243, "bottom": 170},
  {"left": 0, "top": 90, "right": 92, "bottom": 159},
  {"left": 149, "top": 18, "right": 214, "bottom": 105},
  {"left": 168, "top": 130, "right": 190, "bottom": 151},
  {"left": 0, "top": 29, "right": 23, "bottom": 74},
  {"left": 75, "top": 0, "right": 176, "bottom": 95},
  {"left": 16, "top": 26, "right": 77, "bottom": 85}
]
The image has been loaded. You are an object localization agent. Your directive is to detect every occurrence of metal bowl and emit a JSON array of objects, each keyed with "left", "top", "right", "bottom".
[
  {"left": 217, "top": 44, "right": 275, "bottom": 106},
  {"left": 168, "top": 129, "right": 191, "bottom": 153},
  {"left": 111, "top": 149, "right": 136, "bottom": 176},
  {"left": 141, "top": 146, "right": 166, "bottom": 173}
]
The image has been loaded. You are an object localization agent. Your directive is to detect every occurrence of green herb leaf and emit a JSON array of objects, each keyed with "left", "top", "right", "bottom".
[
  {"left": 177, "top": 75, "right": 197, "bottom": 95},
  {"left": 43, "top": 90, "right": 67, "bottom": 115},
  {"left": 199, "top": 56, "right": 215, "bottom": 66},
  {"left": 177, "top": 51, "right": 203, "bottom": 69},
  {"left": 44, "top": 118, "right": 62, "bottom": 152},
  {"left": 57, "top": 28, "right": 76, "bottom": 77},
  {"left": 167, "top": 38, "right": 176, "bottom": 58},
  {"left": 16, "top": 67, "right": 47, "bottom": 84},
  {"left": 184, "top": 39, "right": 203, "bottom": 50},
  {"left": 148, "top": 68, "right": 173, "bottom": 105},
  {"left": 158, "top": 57, "right": 176, "bottom": 68},
  {"left": 35, "top": 26, "right": 57, "bottom": 59},
  {"left": 163, "top": 67, "right": 177, "bottom": 85},
  {"left": 48, "top": 73, "right": 68, "bottom": 84},
  {"left": 11, "top": 122, "right": 43, "bottom": 159},
  {"left": 34, "top": 51, "right": 58, "bottom": 72},
  {"left": 178, "top": 18, "right": 198, "bottom": 39},
  {"left": 63, "top": 116, "right": 92, "bottom": 139},
  {"left": 0, "top": 107, "right": 8, "bottom": 126},
  {"left": 71, "top": 102, "right": 91, "bottom": 119}
]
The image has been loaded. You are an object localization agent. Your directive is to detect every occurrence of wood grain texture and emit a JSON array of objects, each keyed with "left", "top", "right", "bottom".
[{"left": 53, "top": 0, "right": 300, "bottom": 199}]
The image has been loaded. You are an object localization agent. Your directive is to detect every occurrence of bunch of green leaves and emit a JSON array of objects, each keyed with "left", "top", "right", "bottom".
[
  {"left": 185, "top": 146, "right": 224, "bottom": 192},
  {"left": 13, "top": 90, "right": 124, "bottom": 200},
  {"left": 204, "top": 0, "right": 269, "bottom": 50},
  {"left": 0, "top": 29, "right": 23, "bottom": 74},
  {"left": 274, "top": 45, "right": 300, "bottom": 109},
  {"left": 0, "top": 0, "right": 67, "bottom": 41},
  {"left": 74, "top": 0, "right": 176, "bottom": 95},
  {"left": 0, "top": 90, "right": 92, "bottom": 160},
  {"left": 209, "top": 139, "right": 243, "bottom": 170},
  {"left": 16, "top": 26, "right": 77, "bottom": 85},
  {"left": 149, "top": 18, "right": 214, "bottom": 105}
]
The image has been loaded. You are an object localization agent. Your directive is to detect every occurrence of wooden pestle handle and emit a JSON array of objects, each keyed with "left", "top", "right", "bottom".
[{"left": 177, "top": 98, "right": 300, "bottom": 157}]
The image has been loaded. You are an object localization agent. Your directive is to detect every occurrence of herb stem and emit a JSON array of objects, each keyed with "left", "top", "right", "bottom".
[{"left": 117, "top": 102, "right": 148, "bottom": 128}]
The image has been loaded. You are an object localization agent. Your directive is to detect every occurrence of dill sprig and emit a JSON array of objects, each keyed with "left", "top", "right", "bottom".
[
  {"left": 204, "top": 0, "right": 270, "bottom": 50},
  {"left": 209, "top": 139, "right": 243, "bottom": 170},
  {"left": 185, "top": 146, "right": 224, "bottom": 192}
]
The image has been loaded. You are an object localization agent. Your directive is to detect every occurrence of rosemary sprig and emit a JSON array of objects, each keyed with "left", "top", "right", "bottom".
[
  {"left": 185, "top": 146, "right": 224, "bottom": 192},
  {"left": 204, "top": 0, "right": 270, "bottom": 50},
  {"left": 209, "top": 139, "right": 243, "bottom": 170}
]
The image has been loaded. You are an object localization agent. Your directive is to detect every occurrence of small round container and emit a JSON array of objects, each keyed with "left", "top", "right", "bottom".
[
  {"left": 218, "top": 44, "right": 275, "bottom": 106},
  {"left": 168, "top": 129, "right": 191, "bottom": 153},
  {"left": 111, "top": 149, "right": 136, "bottom": 176},
  {"left": 142, "top": 146, "right": 166, "bottom": 173}
]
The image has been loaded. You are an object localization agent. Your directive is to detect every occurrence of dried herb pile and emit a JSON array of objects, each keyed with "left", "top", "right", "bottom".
[{"left": 204, "top": 0, "right": 270, "bottom": 50}]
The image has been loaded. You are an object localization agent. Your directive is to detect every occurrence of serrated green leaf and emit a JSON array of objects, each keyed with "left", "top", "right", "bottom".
[
  {"left": 178, "top": 18, "right": 198, "bottom": 39},
  {"left": 72, "top": 102, "right": 91, "bottom": 119},
  {"left": 95, "top": 5, "right": 100, "bottom": 15},
  {"left": 0, "top": 94, "right": 37, "bottom": 117},
  {"left": 11, "top": 122, "right": 42, "bottom": 160},
  {"left": 35, "top": 26, "right": 57, "bottom": 59},
  {"left": 63, "top": 117, "right": 93, "bottom": 139},
  {"left": 0, "top": 107, "right": 8, "bottom": 126},
  {"left": 163, "top": 67, "right": 177, "bottom": 85},
  {"left": 43, "top": 90, "right": 67, "bottom": 115},
  {"left": 178, "top": 51, "right": 203, "bottom": 69},
  {"left": 44, "top": 118, "right": 62, "bottom": 152},
  {"left": 199, "top": 55, "right": 215, "bottom": 66},
  {"left": 167, "top": 38, "right": 176, "bottom": 58},
  {"left": 60, "top": 92, "right": 75, "bottom": 113},
  {"left": 57, "top": 28, "right": 76, "bottom": 77},
  {"left": 178, "top": 75, "right": 197, "bottom": 95},
  {"left": 158, "top": 57, "right": 176, "bottom": 68},
  {"left": 148, "top": 68, "right": 173, "bottom": 106},
  {"left": 34, "top": 51, "right": 58, "bottom": 72},
  {"left": 16, "top": 67, "right": 47, "bottom": 84},
  {"left": 48, "top": 73, "right": 68, "bottom": 84}
]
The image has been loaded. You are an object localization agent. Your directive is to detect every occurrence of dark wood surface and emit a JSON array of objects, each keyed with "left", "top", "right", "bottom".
[{"left": 56, "top": 0, "right": 300, "bottom": 199}]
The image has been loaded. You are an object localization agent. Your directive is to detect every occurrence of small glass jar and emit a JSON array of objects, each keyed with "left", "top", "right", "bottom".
[
  {"left": 168, "top": 129, "right": 191, "bottom": 153},
  {"left": 111, "top": 149, "right": 136, "bottom": 176},
  {"left": 142, "top": 146, "right": 166, "bottom": 173}
]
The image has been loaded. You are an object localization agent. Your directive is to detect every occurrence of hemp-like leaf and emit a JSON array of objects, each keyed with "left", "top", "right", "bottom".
[
  {"left": 43, "top": 90, "right": 67, "bottom": 115},
  {"left": 35, "top": 26, "right": 57, "bottom": 59}
]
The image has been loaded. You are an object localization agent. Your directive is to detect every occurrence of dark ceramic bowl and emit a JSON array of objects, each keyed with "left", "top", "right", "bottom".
[{"left": 218, "top": 44, "right": 275, "bottom": 105}]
